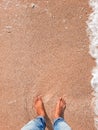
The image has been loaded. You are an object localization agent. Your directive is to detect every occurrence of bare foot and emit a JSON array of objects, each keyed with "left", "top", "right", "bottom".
[
  {"left": 54, "top": 97, "right": 66, "bottom": 119},
  {"left": 34, "top": 96, "right": 46, "bottom": 117}
]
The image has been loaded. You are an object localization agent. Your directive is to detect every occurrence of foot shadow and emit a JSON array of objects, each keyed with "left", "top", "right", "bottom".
[
  {"left": 45, "top": 107, "right": 65, "bottom": 130},
  {"left": 45, "top": 114, "right": 53, "bottom": 130}
]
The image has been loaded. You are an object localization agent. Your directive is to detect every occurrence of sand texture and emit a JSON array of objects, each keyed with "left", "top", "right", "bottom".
[{"left": 0, "top": 0, "right": 95, "bottom": 130}]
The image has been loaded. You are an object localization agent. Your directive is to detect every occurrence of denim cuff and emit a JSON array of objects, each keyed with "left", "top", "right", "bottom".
[
  {"left": 54, "top": 117, "right": 64, "bottom": 125},
  {"left": 36, "top": 116, "right": 46, "bottom": 126}
]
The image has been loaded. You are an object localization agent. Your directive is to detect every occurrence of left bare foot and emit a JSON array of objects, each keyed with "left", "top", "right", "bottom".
[{"left": 34, "top": 96, "right": 46, "bottom": 117}]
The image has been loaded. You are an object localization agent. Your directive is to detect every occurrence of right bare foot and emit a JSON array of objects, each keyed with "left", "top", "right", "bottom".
[
  {"left": 34, "top": 96, "right": 46, "bottom": 117},
  {"left": 54, "top": 97, "right": 66, "bottom": 119}
]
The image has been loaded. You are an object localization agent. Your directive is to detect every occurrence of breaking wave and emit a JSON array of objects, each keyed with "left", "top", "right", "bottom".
[{"left": 87, "top": 0, "right": 98, "bottom": 129}]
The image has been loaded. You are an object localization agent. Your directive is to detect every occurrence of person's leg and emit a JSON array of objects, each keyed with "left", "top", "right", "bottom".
[
  {"left": 21, "top": 116, "right": 46, "bottom": 130},
  {"left": 53, "top": 117, "right": 71, "bottom": 130},
  {"left": 53, "top": 97, "right": 72, "bottom": 130},
  {"left": 21, "top": 96, "right": 47, "bottom": 130}
]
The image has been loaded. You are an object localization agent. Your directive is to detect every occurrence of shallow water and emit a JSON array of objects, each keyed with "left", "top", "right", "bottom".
[{"left": 87, "top": 0, "right": 98, "bottom": 129}]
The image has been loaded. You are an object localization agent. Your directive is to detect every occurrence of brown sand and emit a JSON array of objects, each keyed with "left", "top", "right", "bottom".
[{"left": 0, "top": 0, "right": 95, "bottom": 130}]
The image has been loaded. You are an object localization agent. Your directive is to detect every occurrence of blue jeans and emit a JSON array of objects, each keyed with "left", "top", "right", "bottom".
[{"left": 21, "top": 116, "right": 71, "bottom": 130}]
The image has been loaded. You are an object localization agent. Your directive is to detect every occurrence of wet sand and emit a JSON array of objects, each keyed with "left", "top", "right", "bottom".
[{"left": 0, "top": 0, "right": 95, "bottom": 130}]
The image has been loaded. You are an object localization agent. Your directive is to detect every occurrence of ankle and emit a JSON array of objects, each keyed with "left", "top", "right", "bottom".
[{"left": 54, "top": 114, "right": 60, "bottom": 119}]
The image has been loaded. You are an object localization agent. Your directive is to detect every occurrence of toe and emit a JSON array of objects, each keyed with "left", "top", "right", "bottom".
[
  {"left": 59, "top": 97, "right": 62, "bottom": 100},
  {"left": 38, "top": 95, "right": 42, "bottom": 100}
]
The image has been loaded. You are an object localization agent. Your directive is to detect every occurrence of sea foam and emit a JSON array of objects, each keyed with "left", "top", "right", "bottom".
[{"left": 87, "top": 0, "right": 98, "bottom": 129}]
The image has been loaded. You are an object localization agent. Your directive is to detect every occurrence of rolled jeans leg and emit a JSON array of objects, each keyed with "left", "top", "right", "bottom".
[
  {"left": 53, "top": 117, "right": 71, "bottom": 130},
  {"left": 21, "top": 116, "right": 46, "bottom": 130}
]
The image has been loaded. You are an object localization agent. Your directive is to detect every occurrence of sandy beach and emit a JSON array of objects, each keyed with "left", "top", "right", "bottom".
[{"left": 0, "top": 0, "right": 95, "bottom": 130}]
